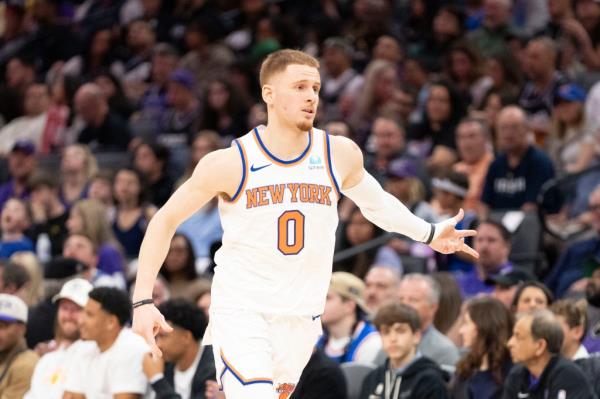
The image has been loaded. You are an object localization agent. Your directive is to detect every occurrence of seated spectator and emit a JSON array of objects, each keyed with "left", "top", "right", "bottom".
[
  {"left": 504, "top": 310, "right": 594, "bottom": 398},
  {"left": 25, "top": 278, "right": 93, "bottom": 399},
  {"left": 467, "top": 0, "right": 517, "bottom": 57},
  {"left": 451, "top": 296, "right": 513, "bottom": 399},
  {"left": 88, "top": 171, "right": 114, "bottom": 208},
  {"left": 62, "top": 233, "right": 125, "bottom": 289},
  {"left": 0, "top": 294, "right": 38, "bottom": 397},
  {"left": 159, "top": 233, "right": 202, "bottom": 301},
  {"left": 518, "top": 37, "right": 568, "bottom": 135},
  {"left": 432, "top": 272, "right": 463, "bottom": 339},
  {"left": 0, "top": 83, "right": 50, "bottom": 154},
  {"left": 291, "top": 348, "right": 348, "bottom": 399},
  {"left": 67, "top": 199, "right": 126, "bottom": 279},
  {"left": 0, "top": 140, "right": 37, "bottom": 210},
  {"left": 111, "top": 167, "right": 157, "bottom": 259},
  {"left": 58, "top": 144, "right": 97, "bottom": 209},
  {"left": 550, "top": 299, "right": 589, "bottom": 360},
  {"left": 94, "top": 72, "right": 135, "bottom": 120},
  {"left": 486, "top": 268, "right": 536, "bottom": 308},
  {"left": 453, "top": 118, "right": 494, "bottom": 212},
  {"left": 584, "top": 266, "right": 600, "bottom": 353},
  {"left": 142, "top": 299, "right": 215, "bottom": 399},
  {"left": 360, "top": 302, "right": 449, "bottom": 399},
  {"left": 481, "top": 106, "right": 555, "bottom": 215},
  {"left": 399, "top": 273, "right": 460, "bottom": 368},
  {"left": 63, "top": 287, "right": 150, "bottom": 398},
  {"left": 133, "top": 142, "right": 174, "bottom": 207},
  {"left": 176, "top": 130, "right": 222, "bottom": 188},
  {"left": 512, "top": 281, "right": 554, "bottom": 314},
  {"left": 0, "top": 260, "right": 30, "bottom": 303},
  {"left": 0, "top": 56, "right": 36, "bottom": 124},
  {"left": 10, "top": 252, "right": 44, "bottom": 307},
  {"left": 199, "top": 78, "right": 248, "bottom": 140},
  {"left": 74, "top": 83, "right": 131, "bottom": 152},
  {"left": 318, "top": 272, "right": 382, "bottom": 364},
  {"left": 0, "top": 198, "right": 34, "bottom": 259},
  {"left": 455, "top": 220, "right": 513, "bottom": 298},
  {"left": 445, "top": 42, "right": 493, "bottom": 108},
  {"left": 408, "top": 80, "right": 466, "bottom": 174},
  {"left": 28, "top": 172, "right": 68, "bottom": 258},
  {"left": 365, "top": 264, "right": 402, "bottom": 314},
  {"left": 38, "top": 75, "right": 75, "bottom": 155},
  {"left": 547, "top": 84, "right": 596, "bottom": 175},
  {"left": 545, "top": 185, "right": 600, "bottom": 298},
  {"left": 432, "top": 170, "right": 476, "bottom": 273}
]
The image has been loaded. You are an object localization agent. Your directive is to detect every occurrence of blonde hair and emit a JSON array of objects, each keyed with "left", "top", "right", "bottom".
[
  {"left": 71, "top": 199, "right": 117, "bottom": 247},
  {"left": 10, "top": 252, "right": 44, "bottom": 306},
  {"left": 351, "top": 59, "right": 397, "bottom": 128},
  {"left": 63, "top": 144, "right": 99, "bottom": 180},
  {"left": 259, "top": 49, "right": 319, "bottom": 87}
]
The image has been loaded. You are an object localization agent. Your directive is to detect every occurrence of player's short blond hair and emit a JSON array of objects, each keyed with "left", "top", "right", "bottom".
[{"left": 259, "top": 49, "right": 319, "bottom": 87}]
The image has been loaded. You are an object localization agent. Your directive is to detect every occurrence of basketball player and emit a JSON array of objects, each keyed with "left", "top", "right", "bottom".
[{"left": 132, "top": 49, "right": 478, "bottom": 399}]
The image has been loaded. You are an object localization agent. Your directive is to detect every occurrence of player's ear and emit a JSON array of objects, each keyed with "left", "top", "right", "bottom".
[{"left": 262, "top": 84, "right": 274, "bottom": 106}]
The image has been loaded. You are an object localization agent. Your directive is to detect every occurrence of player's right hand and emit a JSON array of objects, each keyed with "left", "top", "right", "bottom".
[{"left": 132, "top": 304, "right": 173, "bottom": 358}]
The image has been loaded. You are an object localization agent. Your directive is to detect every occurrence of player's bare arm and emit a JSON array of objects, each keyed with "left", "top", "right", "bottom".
[
  {"left": 329, "top": 134, "right": 479, "bottom": 258},
  {"left": 132, "top": 145, "right": 242, "bottom": 357}
]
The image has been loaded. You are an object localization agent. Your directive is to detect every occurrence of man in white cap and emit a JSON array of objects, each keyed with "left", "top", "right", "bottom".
[
  {"left": 24, "top": 278, "right": 93, "bottom": 399},
  {"left": 0, "top": 293, "right": 38, "bottom": 397}
]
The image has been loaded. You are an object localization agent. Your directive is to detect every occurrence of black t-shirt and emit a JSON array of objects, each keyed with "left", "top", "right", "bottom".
[
  {"left": 78, "top": 112, "right": 131, "bottom": 152},
  {"left": 482, "top": 145, "right": 555, "bottom": 210}
]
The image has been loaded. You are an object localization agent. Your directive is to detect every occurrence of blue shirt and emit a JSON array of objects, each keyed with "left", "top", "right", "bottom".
[
  {"left": 0, "top": 237, "right": 34, "bottom": 259},
  {"left": 482, "top": 145, "right": 554, "bottom": 210},
  {"left": 456, "top": 262, "right": 513, "bottom": 299}
]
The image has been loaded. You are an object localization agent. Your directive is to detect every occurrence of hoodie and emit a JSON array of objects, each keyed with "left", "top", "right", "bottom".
[{"left": 360, "top": 356, "right": 449, "bottom": 399}]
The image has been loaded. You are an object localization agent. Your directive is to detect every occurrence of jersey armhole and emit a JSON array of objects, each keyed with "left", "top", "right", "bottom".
[
  {"left": 324, "top": 131, "right": 342, "bottom": 201},
  {"left": 228, "top": 139, "right": 248, "bottom": 203}
]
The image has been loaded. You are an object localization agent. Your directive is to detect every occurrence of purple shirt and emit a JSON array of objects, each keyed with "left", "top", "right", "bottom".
[
  {"left": 455, "top": 262, "right": 514, "bottom": 299},
  {"left": 0, "top": 180, "right": 30, "bottom": 210}
]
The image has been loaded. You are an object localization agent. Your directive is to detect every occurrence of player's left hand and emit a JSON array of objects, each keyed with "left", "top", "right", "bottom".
[{"left": 429, "top": 209, "right": 479, "bottom": 258}]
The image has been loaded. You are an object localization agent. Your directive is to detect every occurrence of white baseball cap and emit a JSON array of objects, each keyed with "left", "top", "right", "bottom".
[
  {"left": 0, "top": 294, "right": 27, "bottom": 323},
  {"left": 52, "top": 278, "right": 93, "bottom": 308}
]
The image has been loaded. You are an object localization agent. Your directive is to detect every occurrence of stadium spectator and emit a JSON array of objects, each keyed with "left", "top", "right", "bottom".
[
  {"left": 0, "top": 140, "right": 36, "bottom": 210},
  {"left": 199, "top": 77, "right": 248, "bottom": 140},
  {"left": 0, "top": 198, "right": 33, "bottom": 259},
  {"left": 361, "top": 302, "right": 450, "bottom": 399},
  {"left": 63, "top": 287, "right": 150, "bottom": 398},
  {"left": 132, "top": 142, "right": 174, "bottom": 207},
  {"left": 455, "top": 220, "right": 513, "bottom": 298},
  {"left": 364, "top": 264, "right": 402, "bottom": 314},
  {"left": 468, "top": 0, "right": 517, "bottom": 57},
  {"left": 513, "top": 281, "right": 554, "bottom": 314},
  {"left": 0, "top": 56, "right": 36, "bottom": 124},
  {"left": 481, "top": 106, "right": 555, "bottom": 215},
  {"left": 318, "top": 272, "right": 382, "bottom": 364},
  {"left": 74, "top": 83, "right": 131, "bottom": 152},
  {"left": 487, "top": 269, "right": 537, "bottom": 308},
  {"left": 398, "top": 273, "right": 460, "bottom": 368},
  {"left": 25, "top": 278, "right": 93, "bottom": 399},
  {"left": 451, "top": 296, "right": 513, "bottom": 399},
  {"left": 0, "top": 294, "right": 38, "bottom": 397},
  {"left": 551, "top": 299, "right": 589, "bottom": 360},
  {"left": 58, "top": 144, "right": 97, "bottom": 209},
  {"left": 290, "top": 347, "right": 348, "bottom": 399},
  {"left": 504, "top": 309, "right": 594, "bottom": 398},
  {"left": 159, "top": 233, "right": 200, "bottom": 301},
  {"left": 453, "top": 118, "right": 494, "bottom": 212},
  {"left": 143, "top": 299, "right": 215, "bottom": 399}
]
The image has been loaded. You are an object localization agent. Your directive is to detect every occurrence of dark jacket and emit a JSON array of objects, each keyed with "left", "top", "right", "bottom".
[
  {"left": 575, "top": 354, "right": 600, "bottom": 399},
  {"left": 502, "top": 355, "right": 595, "bottom": 399},
  {"left": 291, "top": 349, "right": 348, "bottom": 399},
  {"left": 150, "top": 345, "right": 216, "bottom": 399},
  {"left": 360, "top": 356, "right": 449, "bottom": 399}
]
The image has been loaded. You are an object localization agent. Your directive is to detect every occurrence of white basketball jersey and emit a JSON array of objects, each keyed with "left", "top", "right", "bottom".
[{"left": 212, "top": 125, "right": 341, "bottom": 315}]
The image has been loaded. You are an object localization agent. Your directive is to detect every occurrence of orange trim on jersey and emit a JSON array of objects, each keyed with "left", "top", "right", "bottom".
[
  {"left": 252, "top": 128, "right": 313, "bottom": 167},
  {"left": 219, "top": 349, "right": 273, "bottom": 385},
  {"left": 228, "top": 140, "right": 249, "bottom": 204},
  {"left": 323, "top": 132, "right": 341, "bottom": 202}
]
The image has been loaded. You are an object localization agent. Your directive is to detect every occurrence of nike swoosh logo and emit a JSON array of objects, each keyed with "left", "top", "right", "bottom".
[
  {"left": 250, "top": 164, "right": 271, "bottom": 172},
  {"left": 312, "top": 315, "right": 321, "bottom": 321}
]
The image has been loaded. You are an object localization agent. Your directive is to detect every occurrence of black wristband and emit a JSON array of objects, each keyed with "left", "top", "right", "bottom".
[
  {"left": 424, "top": 223, "right": 435, "bottom": 245},
  {"left": 132, "top": 299, "right": 154, "bottom": 309}
]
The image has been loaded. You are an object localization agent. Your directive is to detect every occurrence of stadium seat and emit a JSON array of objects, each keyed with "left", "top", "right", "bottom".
[{"left": 341, "top": 362, "right": 376, "bottom": 399}]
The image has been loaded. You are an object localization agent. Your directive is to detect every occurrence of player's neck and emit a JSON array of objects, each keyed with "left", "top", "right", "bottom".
[{"left": 262, "top": 121, "right": 310, "bottom": 160}]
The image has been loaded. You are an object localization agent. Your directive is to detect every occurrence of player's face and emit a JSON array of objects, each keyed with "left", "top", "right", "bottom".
[{"left": 266, "top": 64, "right": 320, "bottom": 132}]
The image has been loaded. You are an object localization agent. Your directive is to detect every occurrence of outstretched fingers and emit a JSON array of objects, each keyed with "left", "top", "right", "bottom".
[
  {"left": 456, "top": 229, "right": 477, "bottom": 238},
  {"left": 461, "top": 242, "right": 479, "bottom": 259}
]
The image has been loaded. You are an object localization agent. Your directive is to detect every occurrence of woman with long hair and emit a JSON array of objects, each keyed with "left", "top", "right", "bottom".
[
  {"left": 67, "top": 198, "right": 125, "bottom": 282},
  {"left": 445, "top": 42, "right": 492, "bottom": 108},
  {"left": 59, "top": 144, "right": 98, "bottom": 209},
  {"left": 200, "top": 78, "right": 249, "bottom": 139},
  {"left": 111, "top": 167, "right": 156, "bottom": 259},
  {"left": 451, "top": 296, "right": 514, "bottom": 399},
  {"left": 159, "top": 233, "right": 200, "bottom": 300}
]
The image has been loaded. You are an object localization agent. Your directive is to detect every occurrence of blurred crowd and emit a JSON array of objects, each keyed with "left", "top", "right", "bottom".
[{"left": 2, "top": 0, "right": 600, "bottom": 398}]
